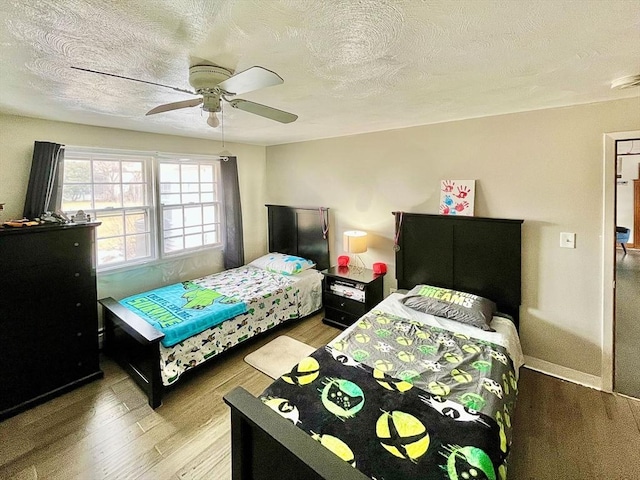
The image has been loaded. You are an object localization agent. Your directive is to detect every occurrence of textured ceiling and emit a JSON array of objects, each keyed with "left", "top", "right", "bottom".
[{"left": 0, "top": 0, "right": 639, "bottom": 146}]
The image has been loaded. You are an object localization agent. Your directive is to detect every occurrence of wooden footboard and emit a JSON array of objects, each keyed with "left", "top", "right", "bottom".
[
  {"left": 223, "top": 387, "right": 369, "bottom": 480},
  {"left": 100, "top": 297, "right": 164, "bottom": 408}
]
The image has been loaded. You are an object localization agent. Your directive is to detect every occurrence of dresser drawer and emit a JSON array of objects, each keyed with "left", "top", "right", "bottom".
[
  {"left": 0, "top": 262, "right": 95, "bottom": 304},
  {"left": 0, "top": 226, "right": 93, "bottom": 269},
  {"left": 324, "top": 306, "right": 360, "bottom": 328},
  {"left": 323, "top": 293, "right": 367, "bottom": 316}
]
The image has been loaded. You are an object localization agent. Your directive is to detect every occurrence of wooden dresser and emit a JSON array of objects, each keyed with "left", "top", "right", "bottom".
[{"left": 0, "top": 223, "right": 103, "bottom": 420}]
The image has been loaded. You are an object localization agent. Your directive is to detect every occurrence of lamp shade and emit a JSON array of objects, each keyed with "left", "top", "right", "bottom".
[{"left": 343, "top": 230, "right": 368, "bottom": 254}]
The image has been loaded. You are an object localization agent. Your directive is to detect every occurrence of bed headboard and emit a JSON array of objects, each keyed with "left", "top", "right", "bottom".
[
  {"left": 266, "top": 205, "right": 330, "bottom": 272},
  {"left": 394, "top": 212, "right": 523, "bottom": 328}
]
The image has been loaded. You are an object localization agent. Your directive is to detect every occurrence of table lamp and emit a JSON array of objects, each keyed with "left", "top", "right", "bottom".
[{"left": 343, "top": 230, "right": 367, "bottom": 272}]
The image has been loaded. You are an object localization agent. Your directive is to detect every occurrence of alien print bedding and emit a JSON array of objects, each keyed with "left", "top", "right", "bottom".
[
  {"left": 260, "top": 308, "right": 518, "bottom": 480},
  {"left": 120, "top": 266, "right": 323, "bottom": 386}
]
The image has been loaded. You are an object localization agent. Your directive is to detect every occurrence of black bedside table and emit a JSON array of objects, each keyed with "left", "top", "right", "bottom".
[{"left": 321, "top": 266, "right": 384, "bottom": 329}]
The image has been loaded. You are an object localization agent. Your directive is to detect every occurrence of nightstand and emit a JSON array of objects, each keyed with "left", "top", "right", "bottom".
[{"left": 322, "top": 266, "right": 384, "bottom": 329}]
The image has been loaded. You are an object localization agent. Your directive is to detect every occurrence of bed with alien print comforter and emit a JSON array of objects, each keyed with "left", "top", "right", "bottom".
[
  {"left": 224, "top": 212, "right": 524, "bottom": 479},
  {"left": 259, "top": 296, "right": 522, "bottom": 480}
]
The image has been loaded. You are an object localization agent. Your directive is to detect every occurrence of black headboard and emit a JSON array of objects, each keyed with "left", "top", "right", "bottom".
[
  {"left": 394, "top": 212, "right": 523, "bottom": 328},
  {"left": 266, "top": 205, "right": 330, "bottom": 272}
]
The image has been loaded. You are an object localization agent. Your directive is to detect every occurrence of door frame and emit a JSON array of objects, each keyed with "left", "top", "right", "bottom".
[{"left": 602, "top": 129, "right": 640, "bottom": 393}]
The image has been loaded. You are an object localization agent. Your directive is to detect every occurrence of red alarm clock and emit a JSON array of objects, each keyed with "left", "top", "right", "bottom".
[
  {"left": 373, "top": 262, "right": 387, "bottom": 274},
  {"left": 337, "top": 255, "right": 350, "bottom": 267}
]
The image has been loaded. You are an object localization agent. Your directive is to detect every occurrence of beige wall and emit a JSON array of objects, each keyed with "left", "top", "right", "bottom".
[
  {"left": 0, "top": 113, "right": 268, "bottom": 300},
  {"left": 265, "top": 97, "right": 640, "bottom": 380},
  {"left": 2, "top": 98, "right": 639, "bottom": 381}
]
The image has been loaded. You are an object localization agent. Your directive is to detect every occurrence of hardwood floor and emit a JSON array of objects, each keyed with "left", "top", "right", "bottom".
[
  {"left": 1, "top": 313, "right": 639, "bottom": 480},
  {"left": 509, "top": 368, "right": 640, "bottom": 480}
]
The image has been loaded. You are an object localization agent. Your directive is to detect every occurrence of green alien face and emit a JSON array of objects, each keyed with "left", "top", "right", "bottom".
[
  {"left": 375, "top": 329, "right": 392, "bottom": 338},
  {"left": 418, "top": 344, "right": 437, "bottom": 355},
  {"left": 351, "top": 349, "right": 370, "bottom": 362},
  {"left": 397, "top": 369, "right": 420, "bottom": 383},
  {"left": 458, "top": 392, "right": 486, "bottom": 411},
  {"left": 472, "top": 360, "right": 492, "bottom": 373}
]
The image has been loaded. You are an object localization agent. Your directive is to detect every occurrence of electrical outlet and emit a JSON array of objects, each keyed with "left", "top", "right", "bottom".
[{"left": 560, "top": 232, "right": 576, "bottom": 249}]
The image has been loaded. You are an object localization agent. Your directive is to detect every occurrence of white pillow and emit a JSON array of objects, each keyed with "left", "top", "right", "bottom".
[{"left": 248, "top": 252, "right": 315, "bottom": 275}]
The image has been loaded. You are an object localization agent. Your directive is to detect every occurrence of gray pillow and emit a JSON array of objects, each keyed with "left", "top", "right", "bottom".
[{"left": 400, "top": 284, "right": 496, "bottom": 331}]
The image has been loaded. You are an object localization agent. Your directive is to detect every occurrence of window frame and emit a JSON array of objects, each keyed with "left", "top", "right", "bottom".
[
  {"left": 156, "top": 153, "right": 224, "bottom": 258},
  {"left": 59, "top": 146, "right": 224, "bottom": 273}
]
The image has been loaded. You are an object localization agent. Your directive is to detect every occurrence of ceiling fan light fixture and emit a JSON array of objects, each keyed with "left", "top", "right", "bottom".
[
  {"left": 610, "top": 74, "right": 640, "bottom": 89},
  {"left": 207, "top": 112, "right": 219, "bottom": 128},
  {"left": 202, "top": 94, "right": 221, "bottom": 112}
]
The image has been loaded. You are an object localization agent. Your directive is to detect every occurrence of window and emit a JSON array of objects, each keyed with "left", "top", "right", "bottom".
[
  {"left": 158, "top": 156, "right": 222, "bottom": 254},
  {"left": 60, "top": 148, "right": 223, "bottom": 271}
]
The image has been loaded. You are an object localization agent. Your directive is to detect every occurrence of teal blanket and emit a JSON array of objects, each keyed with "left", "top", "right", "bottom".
[{"left": 120, "top": 281, "right": 247, "bottom": 347}]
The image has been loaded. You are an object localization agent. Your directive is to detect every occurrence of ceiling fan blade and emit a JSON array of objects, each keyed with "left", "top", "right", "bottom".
[
  {"left": 227, "top": 99, "right": 297, "bottom": 123},
  {"left": 71, "top": 66, "right": 195, "bottom": 95},
  {"left": 218, "top": 66, "right": 284, "bottom": 95},
  {"left": 146, "top": 98, "right": 203, "bottom": 115}
]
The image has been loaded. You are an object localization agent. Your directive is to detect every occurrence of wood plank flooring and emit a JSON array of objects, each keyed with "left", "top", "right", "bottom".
[{"left": 1, "top": 313, "right": 639, "bottom": 479}]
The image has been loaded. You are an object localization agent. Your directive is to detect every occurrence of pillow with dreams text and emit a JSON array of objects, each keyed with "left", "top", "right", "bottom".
[
  {"left": 399, "top": 284, "right": 496, "bottom": 331},
  {"left": 248, "top": 252, "right": 315, "bottom": 275}
]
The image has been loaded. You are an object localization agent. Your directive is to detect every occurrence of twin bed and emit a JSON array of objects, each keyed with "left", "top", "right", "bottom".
[
  {"left": 223, "top": 212, "right": 524, "bottom": 480},
  {"left": 100, "top": 205, "right": 330, "bottom": 408}
]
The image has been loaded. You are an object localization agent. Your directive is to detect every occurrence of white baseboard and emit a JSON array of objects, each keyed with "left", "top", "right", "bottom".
[{"left": 523, "top": 355, "right": 603, "bottom": 391}]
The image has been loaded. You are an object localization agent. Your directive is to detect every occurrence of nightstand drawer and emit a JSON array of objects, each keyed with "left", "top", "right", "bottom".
[
  {"left": 324, "top": 293, "right": 366, "bottom": 316},
  {"left": 324, "top": 307, "right": 360, "bottom": 328}
]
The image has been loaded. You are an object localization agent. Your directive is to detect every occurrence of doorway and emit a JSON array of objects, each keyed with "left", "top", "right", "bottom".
[
  {"left": 602, "top": 130, "right": 640, "bottom": 397},
  {"left": 614, "top": 138, "right": 640, "bottom": 398}
]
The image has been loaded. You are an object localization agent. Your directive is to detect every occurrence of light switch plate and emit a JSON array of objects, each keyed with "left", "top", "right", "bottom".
[{"left": 560, "top": 232, "right": 576, "bottom": 248}]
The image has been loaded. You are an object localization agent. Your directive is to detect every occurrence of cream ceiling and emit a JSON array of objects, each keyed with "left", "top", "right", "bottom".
[{"left": 1, "top": 0, "right": 639, "bottom": 146}]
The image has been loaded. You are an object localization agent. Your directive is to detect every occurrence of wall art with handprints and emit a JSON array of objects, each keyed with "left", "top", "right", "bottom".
[{"left": 439, "top": 180, "right": 475, "bottom": 216}]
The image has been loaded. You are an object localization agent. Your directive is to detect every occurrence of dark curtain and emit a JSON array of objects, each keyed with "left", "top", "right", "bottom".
[
  {"left": 23, "top": 141, "right": 64, "bottom": 219},
  {"left": 221, "top": 156, "right": 245, "bottom": 269}
]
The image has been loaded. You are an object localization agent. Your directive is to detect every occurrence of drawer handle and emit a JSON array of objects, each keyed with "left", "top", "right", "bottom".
[
  {"left": 77, "top": 361, "right": 83, "bottom": 367},
  {"left": 74, "top": 242, "right": 80, "bottom": 247},
  {"left": 76, "top": 303, "right": 82, "bottom": 307},
  {"left": 340, "top": 302, "right": 346, "bottom": 307},
  {"left": 74, "top": 272, "right": 80, "bottom": 277},
  {"left": 77, "top": 332, "right": 83, "bottom": 337}
]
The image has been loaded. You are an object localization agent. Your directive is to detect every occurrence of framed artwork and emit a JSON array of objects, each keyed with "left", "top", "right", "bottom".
[{"left": 439, "top": 180, "right": 475, "bottom": 216}]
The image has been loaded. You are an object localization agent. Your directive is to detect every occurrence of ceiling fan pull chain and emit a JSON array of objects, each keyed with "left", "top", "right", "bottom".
[{"left": 221, "top": 102, "right": 225, "bottom": 148}]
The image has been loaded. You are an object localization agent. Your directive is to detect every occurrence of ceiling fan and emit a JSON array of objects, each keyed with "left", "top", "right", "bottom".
[{"left": 70, "top": 63, "right": 298, "bottom": 127}]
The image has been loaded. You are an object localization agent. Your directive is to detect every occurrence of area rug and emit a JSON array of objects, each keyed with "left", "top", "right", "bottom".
[{"left": 244, "top": 335, "right": 316, "bottom": 379}]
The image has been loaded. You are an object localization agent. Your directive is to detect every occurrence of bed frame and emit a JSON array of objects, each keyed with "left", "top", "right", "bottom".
[
  {"left": 223, "top": 212, "right": 523, "bottom": 479},
  {"left": 101, "top": 205, "right": 330, "bottom": 408},
  {"left": 394, "top": 212, "right": 523, "bottom": 328}
]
